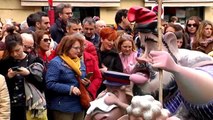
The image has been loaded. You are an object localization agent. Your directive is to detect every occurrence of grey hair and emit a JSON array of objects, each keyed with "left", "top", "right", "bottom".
[
  {"left": 55, "top": 3, "right": 72, "bottom": 18},
  {"left": 82, "top": 17, "right": 96, "bottom": 25}
]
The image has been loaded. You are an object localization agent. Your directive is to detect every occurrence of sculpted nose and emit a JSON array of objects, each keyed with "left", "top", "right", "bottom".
[{"left": 137, "top": 53, "right": 153, "bottom": 64}]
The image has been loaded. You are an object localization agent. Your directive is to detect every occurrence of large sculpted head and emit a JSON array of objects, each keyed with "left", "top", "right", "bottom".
[{"left": 127, "top": 6, "right": 213, "bottom": 98}]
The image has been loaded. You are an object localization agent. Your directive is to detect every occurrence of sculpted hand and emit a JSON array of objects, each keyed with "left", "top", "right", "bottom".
[
  {"left": 150, "top": 51, "right": 177, "bottom": 73},
  {"left": 104, "top": 92, "right": 120, "bottom": 105}
]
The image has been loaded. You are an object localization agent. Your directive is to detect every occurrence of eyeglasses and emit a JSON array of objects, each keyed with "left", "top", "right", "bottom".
[
  {"left": 43, "top": 38, "right": 51, "bottom": 42},
  {"left": 24, "top": 45, "right": 34, "bottom": 50},
  {"left": 72, "top": 46, "right": 81, "bottom": 50},
  {"left": 187, "top": 24, "right": 197, "bottom": 27}
]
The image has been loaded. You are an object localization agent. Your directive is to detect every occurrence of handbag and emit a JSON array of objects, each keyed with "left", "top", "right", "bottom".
[{"left": 76, "top": 76, "right": 92, "bottom": 109}]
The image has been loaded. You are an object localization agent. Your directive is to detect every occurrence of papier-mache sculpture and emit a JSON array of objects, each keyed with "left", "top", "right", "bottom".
[
  {"left": 128, "top": 6, "right": 213, "bottom": 120},
  {"left": 85, "top": 71, "right": 132, "bottom": 120},
  {"left": 85, "top": 70, "right": 178, "bottom": 120},
  {"left": 86, "top": 6, "right": 213, "bottom": 120}
]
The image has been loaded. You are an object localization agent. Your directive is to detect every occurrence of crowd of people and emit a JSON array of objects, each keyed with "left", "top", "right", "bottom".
[{"left": 0, "top": 3, "right": 213, "bottom": 120}]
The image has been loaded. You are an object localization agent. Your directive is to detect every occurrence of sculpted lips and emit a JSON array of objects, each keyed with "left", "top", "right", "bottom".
[{"left": 130, "top": 63, "right": 156, "bottom": 84}]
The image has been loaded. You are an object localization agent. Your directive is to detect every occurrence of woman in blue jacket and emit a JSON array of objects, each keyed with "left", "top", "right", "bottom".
[{"left": 45, "top": 33, "right": 88, "bottom": 120}]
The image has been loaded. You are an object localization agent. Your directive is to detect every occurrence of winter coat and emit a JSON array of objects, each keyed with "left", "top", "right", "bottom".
[
  {"left": 83, "top": 52, "right": 102, "bottom": 99},
  {"left": 0, "top": 75, "right": 10, "bottom": 120},
  {"left": 45, "top": 56, "right": 86, "bottom": 112}
]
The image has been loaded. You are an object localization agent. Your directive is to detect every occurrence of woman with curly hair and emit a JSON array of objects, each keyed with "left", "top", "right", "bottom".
[{"left": 192, "top": 20, "right": 213, "bottom": 54}]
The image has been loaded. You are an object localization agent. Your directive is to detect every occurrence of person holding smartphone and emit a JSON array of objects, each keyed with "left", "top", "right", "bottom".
[{"left": 0, "top": 26, "right": 46, "bottom": 120}]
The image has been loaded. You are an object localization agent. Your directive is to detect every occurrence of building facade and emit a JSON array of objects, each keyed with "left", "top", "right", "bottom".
[
  {"left": 145, "top": 0, "right": 213, "bottom": 24},
  {"left": 0, "top": 0, "right": 212, "bottom": 25}
]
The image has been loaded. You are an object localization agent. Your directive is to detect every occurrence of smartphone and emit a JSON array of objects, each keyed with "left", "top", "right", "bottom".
[
  {"left": 11, "top": 66, "right": 21, "bottom": 71},
  {"left": 86, "top": 72, "right": 93, "bottom": 79}
]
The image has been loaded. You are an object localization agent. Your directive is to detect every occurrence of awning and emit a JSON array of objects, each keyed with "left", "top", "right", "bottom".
[
  {"left": 145, "top": 0, "right": 213, "bottom": 7},
  {"left": 21, "top": 0, "right": 120, "bottom": 7}
]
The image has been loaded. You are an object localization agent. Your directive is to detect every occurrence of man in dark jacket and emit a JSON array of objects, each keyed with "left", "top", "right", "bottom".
[{"left": 50, "top": 3, "right": 72, "bottom": 43}]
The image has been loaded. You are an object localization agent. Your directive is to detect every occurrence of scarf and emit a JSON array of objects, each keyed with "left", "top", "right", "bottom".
[
  {"left": 25, "top": 81, "right": 46, "bottom": 118},
  {"left": 60, "top": 54, "right": 82, "bottom": 76}
]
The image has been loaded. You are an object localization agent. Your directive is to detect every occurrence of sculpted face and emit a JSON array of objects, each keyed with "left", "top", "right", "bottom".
[
  {"left": 131, "top": 32, "right": 178, "bottom": 97},
  {"left": 131, "top": 31, "right": 213, "bottom": 98}
]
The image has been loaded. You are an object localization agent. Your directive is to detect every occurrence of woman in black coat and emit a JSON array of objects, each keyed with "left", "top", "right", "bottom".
[{"left": 97, "top": 27, "right": 123, "bottom": 94}]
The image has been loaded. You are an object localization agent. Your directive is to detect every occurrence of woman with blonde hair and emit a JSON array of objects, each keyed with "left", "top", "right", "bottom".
[
  {"left": 192, "top": 20, "right": 213, "bottom": 53},
  {"left": 117, "top": 33, "right": 137, "bottom": 74}
]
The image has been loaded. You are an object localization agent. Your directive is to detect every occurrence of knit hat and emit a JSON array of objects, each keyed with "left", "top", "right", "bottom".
[{"left": 127, "top": 6, "right": 157, "bottom": 33}]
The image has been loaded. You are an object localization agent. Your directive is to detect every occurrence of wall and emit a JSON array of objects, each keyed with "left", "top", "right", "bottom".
[
  {"left": 100, "top": 0, "right": 144, "bottom": 25},
  {"left": 1, "top": 0, "right": 211, "bottom": 25},
  {"left": 204, "top": 7, "right": 213, "bottom": 21},
  {"left": 0, "top": 0, "right": 40, "bottom": 23},
  {"left": 0, "top": 0, "right": 143, "bottom": 24}
]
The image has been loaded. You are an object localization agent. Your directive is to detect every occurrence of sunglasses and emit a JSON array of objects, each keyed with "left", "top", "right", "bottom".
[
  {"left": 187, "top": 24, "right": 197, "bottom": 27},
  {"left": 43, "top": 38, "right": 51, "bottom": 42}
]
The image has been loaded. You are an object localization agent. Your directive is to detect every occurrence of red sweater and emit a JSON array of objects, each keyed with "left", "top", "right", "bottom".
[{"left": 84, "top": 40, "right": 98, "bottom": 63}]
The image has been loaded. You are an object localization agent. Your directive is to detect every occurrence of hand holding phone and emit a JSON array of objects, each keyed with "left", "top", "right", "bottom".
[
  {"left": 86, "top": 72, "right": 93, "bottom": 79},
  {"left": 11, "top": 66, "right": 21, "bottom": 71}
]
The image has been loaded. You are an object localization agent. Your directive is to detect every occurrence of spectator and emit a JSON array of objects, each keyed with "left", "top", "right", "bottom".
[
  {"left": 0, "top": 21, "right": 4, "bottom": 40},
  {"left": 26, "top": 13, "right": 37, "bottom": 32},
  {"left": 50, "top": 3, "right": 72, "bottom": 43},
  {"left": 66, "top": 17, "right": 98, "bottom": 60},
  {"left": 82, "top": 17, "right": 100, "bottom": 50},
  {"left": 21, "top": 31, "right": 35, "bottom": 54},
  {"left": 65, "top": 18, "right": 101, "bottom": 99},
  {"left": 34, "top": 30, "right": 56, "bottom": 67},
  {"left": 20, "top": 20, "right": 29, "bottom": 31},
  {"left": 164, "top": 23, "right": 190, "bottom": 49},
  {"left": 117, "top": 33, "right": 137, "bottom": 74},
  {"left": 169, "top": 16, "right": 179, "bottom": 23},
  {"left": 66, "top": 17, "right": 82, "bottom": 34},
  {"left": 192, "top": 20, "right": 213, "bottom": 54},
  {"left": 35, "top": 12, "right": 50, "bottom": 32},
  {"left": 0, "top": 26, "right": 46, "bottom": 120},
  {"left": 115, "top": 9, "right": 132, "bottom": 35},
  {"left": 0, "top": 74, "right": 10, "bottom": 120},
  {"left": 97, "top": 27, "right": 123, "bottom": 94},
  {"left": 45, "top": 33, "right": 86, "bottom": 120},
  {"left": 185, "top": 16, "right": 200, "bottom": 48},
  {"left": 95, "top": 19, "right": 106, "bottom": 35}
]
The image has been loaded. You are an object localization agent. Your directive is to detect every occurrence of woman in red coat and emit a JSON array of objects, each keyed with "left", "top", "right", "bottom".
[{"left": 83, "top": 51, "right": 102, "bottom": 100}]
